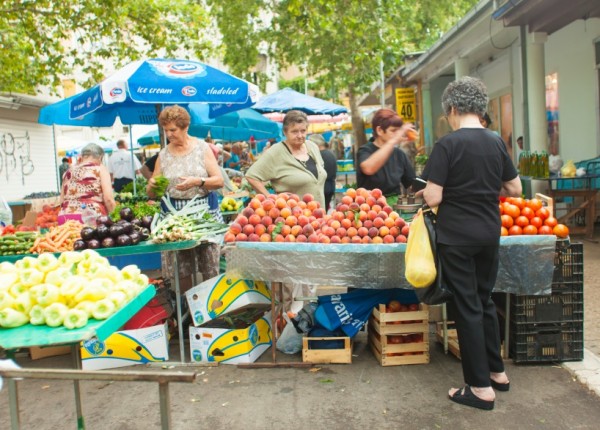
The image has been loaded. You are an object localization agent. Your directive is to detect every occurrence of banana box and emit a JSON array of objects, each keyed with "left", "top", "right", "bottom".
[
  {"left": 185, "top": 275, "right": 271, "bottom": 327},
  {"left": 189, "top": 311, "right": 272, "bottom": 364},
  {"left": 80, "top": 323, "right": 169, "bottom": 370}
]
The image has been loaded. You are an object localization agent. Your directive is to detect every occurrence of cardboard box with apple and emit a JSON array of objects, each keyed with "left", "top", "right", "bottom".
[
  {"left": 80, "top": 323, "right": 169, "bottom": 370},
  {"left": 189, "top": 311, "right": 272, "bottom": 364}
]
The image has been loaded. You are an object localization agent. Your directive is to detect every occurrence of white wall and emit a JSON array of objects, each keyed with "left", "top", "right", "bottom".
[
  {"left": 545, "top": 18, "right": 600, "bottom": 162},
  {"left": 0, "top": 109, "right": 58, "bottom": 201}
]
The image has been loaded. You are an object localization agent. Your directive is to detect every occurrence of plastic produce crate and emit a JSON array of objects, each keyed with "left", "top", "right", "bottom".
[
  {"left": 552, "top": 242, "right": 583, "bottom": 286},
  {"left": 510, "top": 321, "right": 583, "bottom": 363},
  {"left": 510, "top": 289, "right": 583, "bottom": 324}
]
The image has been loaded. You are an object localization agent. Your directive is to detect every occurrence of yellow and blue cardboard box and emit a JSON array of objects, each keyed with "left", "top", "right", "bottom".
[
  {"left": 185, "top": 275, "right": 271, "bottom": 327},
  {"left": 80, "top": 322, "right": 169, "bottom": 370},
  {"left": 189, "top": 311, "right": 272, "bottom": 364}
]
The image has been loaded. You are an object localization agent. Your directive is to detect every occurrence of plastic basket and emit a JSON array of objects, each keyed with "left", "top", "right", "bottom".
[
  {"left": 510, "top": 321, "right": 583, "bottom": 363},
  {"left": 510, "top": 289, "right": 583, "bottom": 324},
  {"left": 552, "top": 242, "right": 583, "bottom": 285}
]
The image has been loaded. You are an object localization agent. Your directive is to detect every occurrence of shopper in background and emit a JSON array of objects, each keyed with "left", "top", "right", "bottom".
[
  {"left": 108, "top": 139, "right": 142, "bottom": 192},
  {"left": 309, "top": 134, "right": 337, "bottom": 211},
  {"left": 58, "top": 143, "right": 115, "bottom": 225},
  {"left": 419, "top": 76, "right": 521, "bottom": 411},
  {"left": 58, "top": 157, "right": 70, "bottom": 185},
  {"left": 356, "top": 108, "right": 416, "bottom": 206}
]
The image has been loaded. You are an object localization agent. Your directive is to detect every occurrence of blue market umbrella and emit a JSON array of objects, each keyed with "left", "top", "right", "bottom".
[
  {"left": 253, "top": 87, "right": 348, "bottom": 115},
  {"left": 137, "top": 107, "right": 282, "bottom": 145},
  {"left": 39, "top": 58, "right": 259, "bottom": 126}
]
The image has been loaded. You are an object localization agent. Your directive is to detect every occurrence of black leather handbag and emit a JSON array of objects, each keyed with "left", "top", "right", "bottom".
[{"left": 415, "top": 206, "right": 453, "bottom": 305}]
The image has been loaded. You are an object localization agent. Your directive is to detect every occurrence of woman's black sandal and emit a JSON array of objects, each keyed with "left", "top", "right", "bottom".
[
  {"left": 449, "top": 385, "right": 495, "bottom": 411},
  {"left": 491, "top": 380, "right": 510, "bottom": 392}
]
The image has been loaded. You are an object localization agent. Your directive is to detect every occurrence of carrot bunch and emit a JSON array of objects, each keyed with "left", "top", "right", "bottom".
[{"left": 30, "top": 221, "right": 83, "bottom": 253}]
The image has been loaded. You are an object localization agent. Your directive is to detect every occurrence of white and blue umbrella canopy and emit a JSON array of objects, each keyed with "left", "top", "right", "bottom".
[{"left": 39, "top": 58, "right": 259, "bottom": 126}]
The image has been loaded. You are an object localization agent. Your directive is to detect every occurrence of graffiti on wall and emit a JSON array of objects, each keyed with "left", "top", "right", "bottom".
[{"left": 0, "top": 131, "right": 35, "bottom": 185}]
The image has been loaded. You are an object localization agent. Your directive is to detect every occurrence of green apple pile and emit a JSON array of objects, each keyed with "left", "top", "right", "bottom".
[{"left": 0, "top": 250, "right": 149, "bottom": 330}]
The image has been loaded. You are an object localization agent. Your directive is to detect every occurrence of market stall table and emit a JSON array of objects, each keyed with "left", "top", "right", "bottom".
[
  {"left": 0, "top": 239, "right": 204, "bottom": 363},
  {"left": 0, "top": 284, "right": 155, "bottom": 430},
  {"left": 225, "top": 235, "right": 558, "bottom": 360}
]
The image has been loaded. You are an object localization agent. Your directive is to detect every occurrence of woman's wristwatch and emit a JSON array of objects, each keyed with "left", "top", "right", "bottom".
[{"left": 199, "top": 177, "right": 206, "bottom": 187}]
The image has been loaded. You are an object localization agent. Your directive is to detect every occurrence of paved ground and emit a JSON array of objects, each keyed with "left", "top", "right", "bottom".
[{"left": 1, "top": 234, "right": 600, "bottom": 429}]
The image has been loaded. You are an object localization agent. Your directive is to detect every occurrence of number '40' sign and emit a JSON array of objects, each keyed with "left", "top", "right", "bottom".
[{"left": 395, "top": 88, "right": 416, "bottom": 123}]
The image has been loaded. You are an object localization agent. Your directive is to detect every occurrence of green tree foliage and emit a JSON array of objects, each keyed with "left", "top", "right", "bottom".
[
  {"left": 209, "top": 0, "right": 477, "bottom": 146},
  {"left": 0, "top": 0, "right": 212, "bottom": 94}
]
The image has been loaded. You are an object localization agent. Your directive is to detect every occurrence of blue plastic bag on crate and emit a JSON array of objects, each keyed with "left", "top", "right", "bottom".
[{"left": 315, "top": 288, "right": 419, "bottom": 338}]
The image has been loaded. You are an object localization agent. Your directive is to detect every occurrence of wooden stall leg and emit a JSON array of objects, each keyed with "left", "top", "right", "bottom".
[
  {"left": 173, "top": 252, "right": 186, "bottom": 363},
  {"left": 71, "top": 344, "right": 85, "bottom": 430},
  {"left": 270, "top": 281, "right": 282, "bottom": 362},
  {"left": 158, "top": 381, "right": 171, "bottom": 430},
  {"left": 7, "top": 378, "right": 20, "bottom": 430},
  {"left": 442, "top": 303, "right": 449, "bottom": 354}
]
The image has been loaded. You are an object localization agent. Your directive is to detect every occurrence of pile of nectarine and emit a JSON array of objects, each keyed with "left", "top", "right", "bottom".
[{"left": 224, "top": 188, "right": 410, "bottom": 244}]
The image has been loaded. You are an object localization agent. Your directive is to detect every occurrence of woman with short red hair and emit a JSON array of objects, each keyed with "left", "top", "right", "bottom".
[{"left": 356, "top": 108, "right": 416, "bottom": 205}]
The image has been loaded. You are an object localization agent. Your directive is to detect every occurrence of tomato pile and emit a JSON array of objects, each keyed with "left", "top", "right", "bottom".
[
  {"left": 499, "top": 197, "right": 569, "bottom": 238},
  {"left": 224, "top": 188, "right": 409, "bottom": 244},
  {"left": 35, "top": 205, "right": 60, "bottom": 229}
]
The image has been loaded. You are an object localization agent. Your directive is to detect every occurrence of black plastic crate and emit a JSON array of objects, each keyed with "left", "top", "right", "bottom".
[
  {"left": 510, "top": 321, "right": 583, "bottom": 363},
  {"left": 510, "top": 289, "right": 583, "bottom": 324},
  {"left": 552, "top": 242, "right": 583, "bottom": 285}
]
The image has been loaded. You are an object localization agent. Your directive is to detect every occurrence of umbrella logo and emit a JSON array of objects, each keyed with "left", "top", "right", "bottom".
[
  {"left": 109, "top": 88, "right": 123, "bottom": 97},
  {"left": 182, "top": 86, "right": 197, "bottom": 96},
  {"left": 150, "top": 60, "right": 207, "bottom": 79}
]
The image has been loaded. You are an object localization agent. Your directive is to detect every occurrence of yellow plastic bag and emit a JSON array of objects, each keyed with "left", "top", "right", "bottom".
[
  {"left": 560, "top": 160, "right": 576, "bottom": 178},
  {"left": 405, "top": 209, "right": 437, "bottom": 288}
]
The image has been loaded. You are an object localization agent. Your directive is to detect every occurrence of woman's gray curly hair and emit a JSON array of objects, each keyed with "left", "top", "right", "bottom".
[
  {"left": 441, "top": 76, "right": 489, "bottom": 117},
  {"left": 80, "top": 143, "right": 104, "bottom": 160}
]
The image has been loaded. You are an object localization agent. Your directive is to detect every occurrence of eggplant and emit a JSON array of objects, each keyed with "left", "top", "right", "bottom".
[
  {"left": 109, "top": 224, "right": 125, "bottom": 238},
  {"left": 119, "top": 207, "right": 134, "bottom": 222},
  {"left": 80, "top": 227, "right": 96, "bottom": 241},
  {"left": 131, "top": 218, "right": 142, "bottom": 228},
  {"left": 118, "top": 221, "right": 133, "bottom": 234},
  {"left": 101, "top": 237, "right": 116, "bottom": 248},
  {"left": 129, "top": 231, "right": 142, "bottom": 245},
  {"left": 141, "top": 215, "right": 154, "bottom": 229},
  {"left": 96, "top": 224, "right": 110, "bottom": 240},
  {"left": 116, "top": 234, "right": 132, "bottom": 247},
  {"left": 73, "top": 240, "right": 87, "bottom": 251},
  {"left": 96, "top": 215, "right": 113, "bottom": 227},
  {"left": 87, "top": 239, "right": 101, "bottom": 249},
  {"left": 139, "top": 227, "right": 150, "bottom": 240}
]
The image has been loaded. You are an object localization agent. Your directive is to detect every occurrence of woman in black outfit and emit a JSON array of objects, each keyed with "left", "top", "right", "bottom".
[{"left": 419, "top": 77, "right": 522, "bottom": 411}]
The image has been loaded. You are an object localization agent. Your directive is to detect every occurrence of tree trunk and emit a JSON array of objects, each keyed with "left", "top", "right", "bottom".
[{"left": 348, "top": 86, "right": 366, "bottom": 160}]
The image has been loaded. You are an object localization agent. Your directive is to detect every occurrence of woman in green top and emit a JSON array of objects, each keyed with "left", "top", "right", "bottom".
[{"left": 245, "top": 110, "right": 327, "bottom": 208}]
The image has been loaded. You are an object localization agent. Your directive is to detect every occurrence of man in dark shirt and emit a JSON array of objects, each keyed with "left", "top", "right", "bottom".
[{"left": 309, "top": 134, "right": 337, "bottom": 210}]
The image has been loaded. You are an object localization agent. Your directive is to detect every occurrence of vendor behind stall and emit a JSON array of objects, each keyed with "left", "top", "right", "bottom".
[
  {"left": 58, "top": 143, "right": 116, "bottom": 225},
  {"left": 356, "top": 109, "right": 416, "bottom": 206}
]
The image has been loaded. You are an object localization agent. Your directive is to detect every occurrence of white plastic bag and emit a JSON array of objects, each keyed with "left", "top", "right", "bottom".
[
  {"left": 0, "top": 197, "right": 12, "bottom": 227},
  {"left": 276, "top": 314, "right": 304, "bottom": 354}
]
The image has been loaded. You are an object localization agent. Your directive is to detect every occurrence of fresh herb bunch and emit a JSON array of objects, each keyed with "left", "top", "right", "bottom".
[
  {"left": 151, "top": 175, "right": 169, "bottom": 199},
  {"left": 415, "top": 154, "right": 429, "bottom": 165}
]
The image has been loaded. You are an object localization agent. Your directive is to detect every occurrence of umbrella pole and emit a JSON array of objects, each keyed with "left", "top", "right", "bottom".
[{"left": 129, "top": 126, "right": 137, "bottom": 196}]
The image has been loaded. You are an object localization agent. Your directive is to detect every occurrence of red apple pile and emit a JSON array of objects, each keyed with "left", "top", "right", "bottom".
[{"left": 224, "top": 188, "right": 409, "bottom": 244}]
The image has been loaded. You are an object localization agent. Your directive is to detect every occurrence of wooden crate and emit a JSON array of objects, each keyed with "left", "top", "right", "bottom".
[
  {"left": 368, "top": 304, "right": 430, "bottom": 366},
  {"left": 435, "top": 322, "right": 461, "bottom": 359},
  {"left": 435, "top": 322, "right": 504, "bottom": 360},
  {"left": 302, "top": 337, "right": 352, "bottom": 364},
  {"left": 29, "top": 345, "right": 71, "bottom": 360},
  {"left": 535, "top": 193, "right": 554, "bottom": 217}
]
